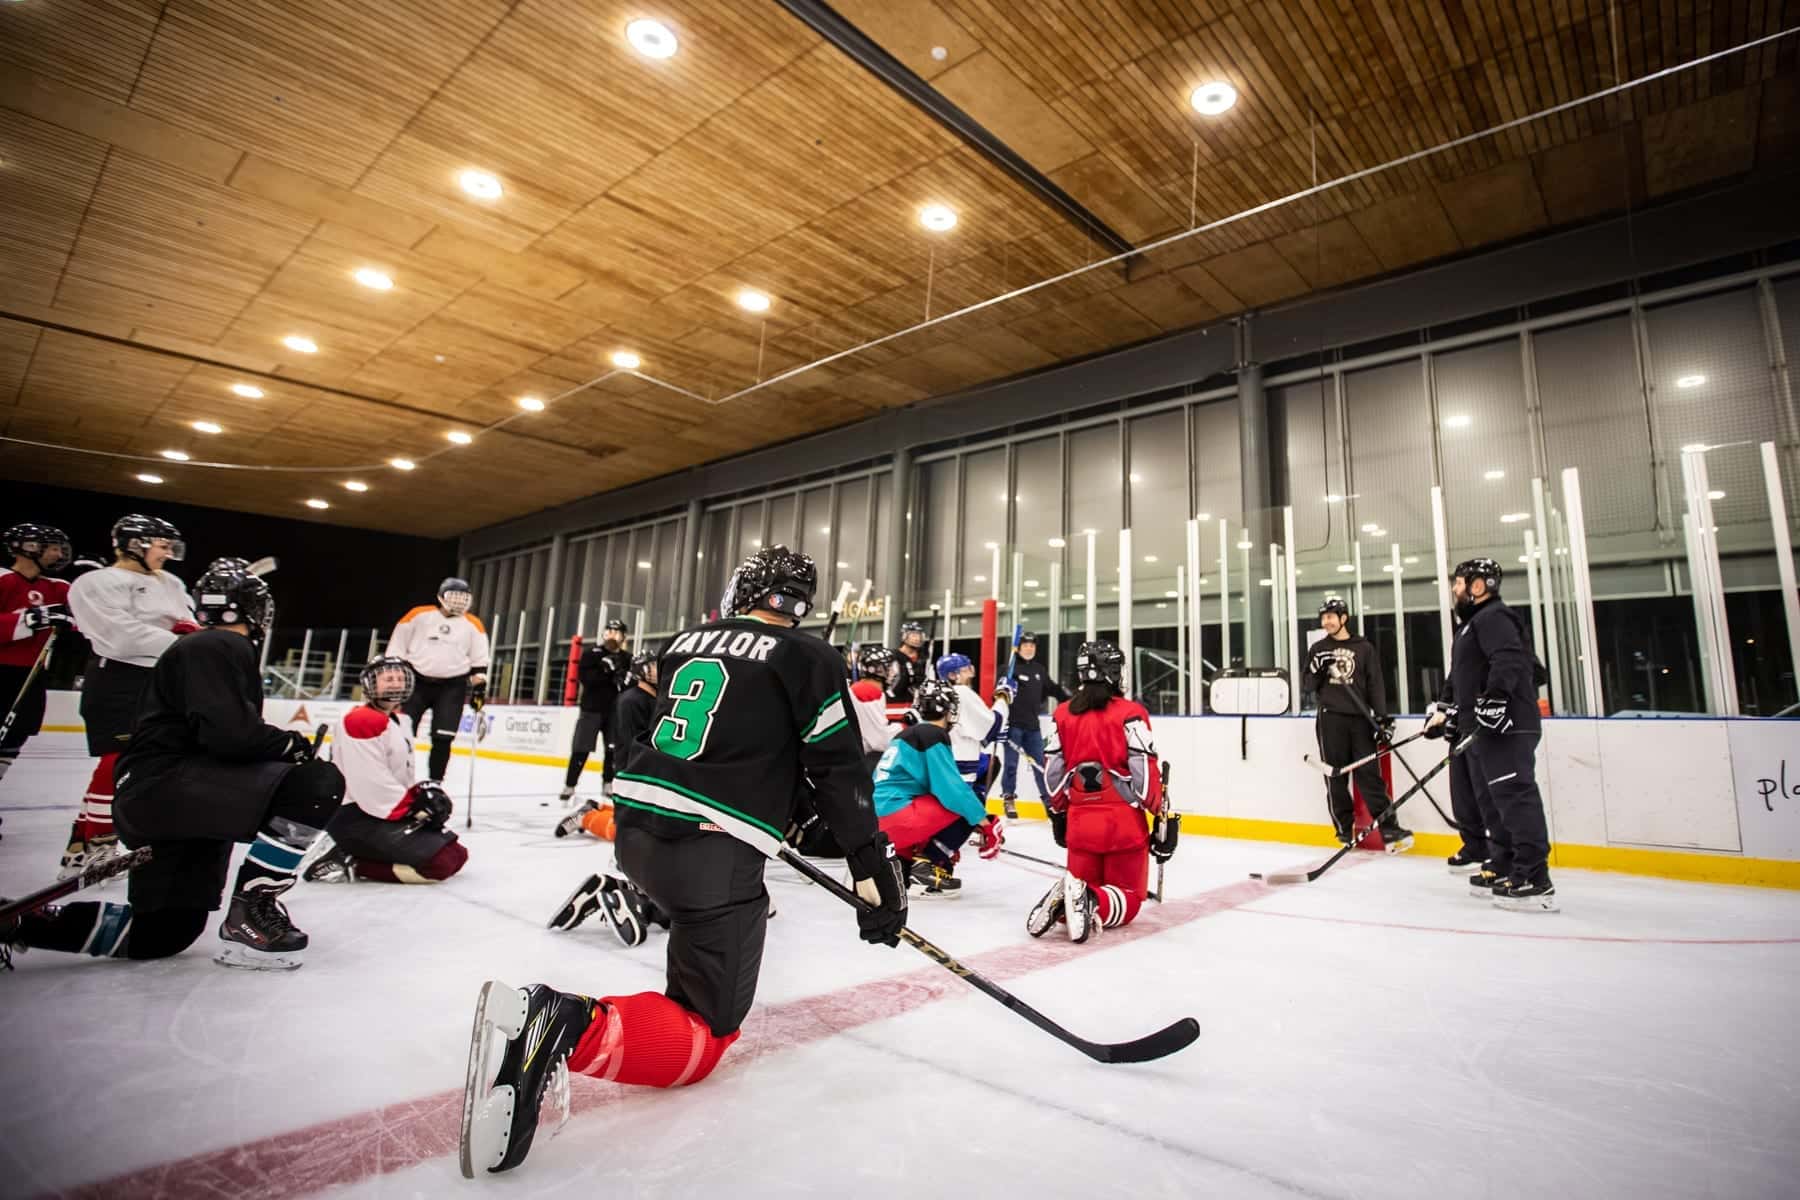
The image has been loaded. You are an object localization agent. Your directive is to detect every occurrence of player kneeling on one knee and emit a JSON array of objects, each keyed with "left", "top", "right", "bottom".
[
  {"left": 871, "top": 678, "right": 1003, "bottom": 898},
  {"left": 305, "top": 656, "right": 468, "bottom": 886},
  {"left": 1026, "top": 640, "right": 1171, "bottom": 944}
]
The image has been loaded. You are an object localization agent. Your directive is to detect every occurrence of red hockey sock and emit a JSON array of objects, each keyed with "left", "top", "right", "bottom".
[
  {"left": 78, "top": 753, "right": 118, "bottom": 842},
  {"left": 567, "top": 992, "right": 738, "bottom": 1088},
  {"left": 1091, "top": 883, "right": 1140, "bottom": 929}
]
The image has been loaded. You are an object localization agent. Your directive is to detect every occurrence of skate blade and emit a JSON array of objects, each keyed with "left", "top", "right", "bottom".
[
  {"left": 459, "top": 980, "right": 529, "bottom": 1178},
  {"left": 1493, "top": 893, "right": 1559, "bottom": 913},
  {"left": 1383, "top": 838, "right": 1414, "bottom": 854},
  {"left": 213, "top": 941, "right": 305, "bottom": 971}
]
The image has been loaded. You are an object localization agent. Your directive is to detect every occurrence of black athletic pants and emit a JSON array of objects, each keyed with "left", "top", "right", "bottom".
[
  {"left": 1458, "top": 732, "right": 1551, "bottom": 881},
  {"left": 615, "top": 824, "right": 768, "bottom": 1038},
  {"left": 1316, "top": 710, "right": 1399, "bottom": 837},
  {"left": 80, "top": 656, "right": 151, "bottom": 755},
  {"left": 564, "top": 709, "right": 611, "bottom": 789},
  {"left": 403, "top": 671, "right": 468, "bottom": 782}
]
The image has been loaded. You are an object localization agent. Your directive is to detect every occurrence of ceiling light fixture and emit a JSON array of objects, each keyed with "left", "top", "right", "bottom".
[
  {"left": 625, "top": 18, "right": 678, "bottom": 58},
  {"left": 281, "top": 335, "right": 318, "bottom": 354},
  {"left": 637, "top": 560, "right": 653, "bottom": 569},
  {"left": 191, "top": 421, "right": 222, "bottom": 434},
  {"left": 389, "top": 457, "right": 416, "bottom": 471},
  {"left": 1336, "top": 563, "right": 1355, "bottom": 573},
  {"left": 446, "top": 430, "right": 473, "bottom": 445},
  {"left": 160, "top": 449, "right": 190, "bottom": 461},
  {"left": 1443, "top": 414, "right": 1472, "bottom": 429},
  {"left": 353, "top": 267, "right": 393, "bottom": 290},
  {"left": 1360, "top": 522, "right": 1379, "bottom": 533},
  {"left": 458, "top": 169, "right": 502, "bottom": 200},
  {"left": 1237, "top": 539, "right": 1253, "bottom": 550},
  {"left": 229, "top": 383, "right": 264, "bottom": 399},
  {"left": 919, "top": 203, "right": 957, "bottom": 232},
  {"left": 611, "top": 350, "right": 642, "bottom": 370},
  {"left": 1708, "top": 489, "right": 1726, "bottom": 500},
  {"left": 1048, "top": 537, "right": 1066, "bottom": 548},
  {"left": 1195, "top": 512, "right": 1211, "bottom": 521},
  {"left": 1500, "top": 512, "right": 1530, "bottom": 523},
  {"left": 1324, "top": 493, "right": 1344, "bottom": 503},
  {"left": 305, "top": 498, "right": 329, "bottom": 510},
  {"left": 736, "top": 289, "right": 772, "bottom": 313},
  {"left": 136, "top": 473, "right": 163, "bottom": 484},
  {"left": 1143, "top": 554, "right": 1158, "bottom": 563},
  {"left": 1189, "top": 80, "right": 1237, "bottom": 115},
  {"left": 1484, "top": 469, "right": 1505, "bottom": 481},
  {"left": 1681, "top": 442, "right": 1710, "bottom": 453},
  {"left": 1676, "top": 374, "right": 1706, "bottom": 389},
  {"left": 343, "top": 480, "right": 369, "bottom": 492},
  {"left": 517, "top": 395, "right": 545, "bottom": 412}
]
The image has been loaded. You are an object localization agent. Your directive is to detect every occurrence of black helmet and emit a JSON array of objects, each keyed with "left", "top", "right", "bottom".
[
  {"left": 112, "top": 514, "right": 184, "bottom": 566},
  {"left": 359, "top": 655, "right": 415, "bottom": 705},
  {"left": 1018, "top": 630, "right": 1038, "bottom": 644},
  {"left": 913, "top": 677, "right": 959, "bottom": 722},
  {"left": 856, "top": 644, "right": 896, "bottom": 680},
  {"left": 1074, "top": 640, "right": 1125, "bottom": 693},
  {"left": 1452, "top": 557, "right": 1503, "bottom": 592},
  {"left": 192, "top": 558, "right": 273, "bottom": 643},
  {"left": 1319, "top": 595, "right": 1349, "bottom": 618},
  {"left": 4, "top": 523, "right": 71, "bottom": 572},
  {"left": 627, "top": 650, "right": 658, "bottom": 686},
  {"left": 899, "top": 621, "right": 925, "bottom": 642},
  {"left": 604, "top": 618, "right": 629, "bottom": 635},
  {"left": 438, "top": 577, "right": 472, "bottom": 616},
  {"left": 722, "top": 545, "right": 817, "bottom": 623}
]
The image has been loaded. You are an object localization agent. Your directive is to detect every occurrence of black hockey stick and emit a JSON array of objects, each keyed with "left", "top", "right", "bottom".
[
  {"left": 778, "top": 847, "right": 1199, "bottom": 1064},
  {"left": 1251, "top": 735, "right": 1472, "bottom": 885},
  {"left": 1300, "top": 729, "right": 1426, "bottom": 777},
  {"left": 996, "top": 845, "right": 1064, "bottom": 870},
  {"left": 0, "top": 845, "right": 152, "bottom": 925},
  {"left": 0, "top": 630, "right": 57, "bottom": 749},
  {"left": 1152, "top": 761, "right": 1173, "bottom": 902},
  {"left": 820, "top": 581, "right": 856, "bottom": 647},
  {"left": 1339, "top": 688, "right": 1469, "bottom": 836}
]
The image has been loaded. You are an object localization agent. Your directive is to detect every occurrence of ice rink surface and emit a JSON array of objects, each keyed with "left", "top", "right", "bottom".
[{"left": 3, "top": 731, "right": 1799, "bottom": 1200}]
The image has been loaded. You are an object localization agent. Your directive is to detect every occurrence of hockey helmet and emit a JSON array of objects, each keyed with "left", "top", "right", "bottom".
[
  {"left": 935, "top": 652, "right": 973, "bottom": 681},
  {"left": 192, "top": 558, "right": 273, "bottom": 644},
  {"left": 1318, "top": 595, "right": 1349, "bottom": 618},
  {"left": 604, "top": 618, "right": 630, "bottom": 635},
  {"left": 3, "top": 523, "right": 71, "bottom": 572},
  {"left": 438, "top": 577, "right": 473, "bottom": 616},
  {"left": 913, "top": 677, "right": 959, "bottom": 723},
  {"left": 359, "top": 655, "right": 415, "bottom": 706},
  {"left": 722, "top": 545, "right": 817, "bottom": 623},
  {"left": 627, "top": 650, "right": 658, "bottom": 687},
  {"left": 1017, "top": 630, "right": 1038, "bottom": 644},
  {"left": 1073, "top": 640, "right": 1126, "bottom": 693},
  {"left": 856, "top": 643, "right": 896, "bottom": 680},
  {"left": 1452, "top": 557, "right": 1503, "bottom": 593},
  {"left": 112, "top": 514, "right": 184, "bottom": 566},
  {"left": 899, "top": 620, "right": 925, "bottom": 644}
]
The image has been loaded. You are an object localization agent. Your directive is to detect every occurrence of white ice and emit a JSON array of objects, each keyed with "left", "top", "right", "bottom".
[{"left": 3, "top": 731, "right": 1798, "bottom": 1200}]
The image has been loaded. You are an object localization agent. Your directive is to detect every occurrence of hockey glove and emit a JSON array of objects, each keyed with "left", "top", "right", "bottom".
[
  {"left": 20, "top": 603, "right": 73, "bottom": 633},
  {"left": 1307, "top": 647, "right": 1335, "bottom": 680},
  {"left": 845, "top": 833, "right": 907, "bottom": 947},
  {"left": 1049, "top": 807, "right": 1068, "bottom": 848},
  {"left": 976, "top": 815, "right": 1005, "bottom": 860},
  {"left": 402, "top": 781, "right": 453, "bottom": 831},
  {"left": 1149, "top": 810, "right": 1180, "bottom": 863},
  {"left": 1374, "top": 715, "right": 1396, "bottom": 746},
  {"left": 279, "top": 729, "right": 317, "bottom": 764},
  {"left": 468, "top": 677, "right": 488, "bottom": 711},
  {"left": 1474, "top": 693, "right": 1513, "bottom": 734},
  {"left": 1422, "top": 701, "right": 1456, "bottom": 740}
]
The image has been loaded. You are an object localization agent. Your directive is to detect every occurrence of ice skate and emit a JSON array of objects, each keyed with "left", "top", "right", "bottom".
[
  {"left": 909, "top": 860, "right": 962, "bottom": 898},
  {"left": 1063, "top": 873, "right": 1100, "bottom": 944},
  {"left": 557, "top": 785, "right": 575, "bottom": 807},
  {"left": 214, "top": 888, "right": 308, "bottom": 970},
  {"left": 553, "top": 798, "right": 599, "bottom": 839},
  {"left": 1381, "top": 827, "right": 1414, "bottom": 854},
  {"left": 546, "top": 874, "right": 604, "bottom": 932},
  {"left": 1025, "top": 876, "right": 1064, "bottom": 938},
  {"left": 598, "top": 875, "right": 654, "bottom": 947},
  {"left": 301, "top": 841, "right": 355, "bottom": 884},
  {"left": 1446, "top": 848, "right": 1484, "bottom": 873},
  {"left": 1468, "top": 864, "right": 1507, "bottom": 898},
  {"left": 459, "top": 980, "right": 599, "bottom": 1177},
  {"left": 1002, "top": 795, "right": 1019, "bottom": 820},
  {"left": 1493, "top": 876, "right": 1558, "bottom": 913}
]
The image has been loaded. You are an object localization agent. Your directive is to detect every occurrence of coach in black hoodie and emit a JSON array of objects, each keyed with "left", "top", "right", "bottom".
[{"left": 1309, "top": 596, "right": 1411, "bottom": 849}]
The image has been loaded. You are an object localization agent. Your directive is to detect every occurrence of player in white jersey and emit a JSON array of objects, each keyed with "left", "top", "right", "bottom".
[
  {"left": 60, "top": 515, "right": 195, "bottom": 877},
  {"left": 389, "top": 577, "right": 489, "bottom": 782},
  {"left": 936, "top": 653, "right": 1008, "bottom": 809}
]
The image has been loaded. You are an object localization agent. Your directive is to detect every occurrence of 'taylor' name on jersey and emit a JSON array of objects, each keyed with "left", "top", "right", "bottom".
[{"left": 664, "top": 626, "right": 780, "bottom": 662}]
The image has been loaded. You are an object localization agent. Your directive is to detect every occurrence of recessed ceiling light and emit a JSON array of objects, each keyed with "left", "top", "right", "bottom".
[
  {"left": 819, "top": 525, "right": 830, "bottom": 535},
  {"left": 1443, "top": 414, "right": 1472, "bottom": 429},
  {"left": 458, "top": 168, "right": 502, "bottom": 200},
  {"left": 1189, "top": 80, "right": 1237, "bottom": 116},
  {"left": 353, "top": 267, "right": 393, "bottom": 290},
  {"left": 281, "top": 335, "right": 318, "bottom": 354},
  {"left": 1196, "top": 512, "right": 1212, "bottom": 521},
  {"left": 1500, "top": 512, "right": 1530, "bottom": 523},
  {"left": 343, "top": 480, "right": 369, "bottom": 492},
  {"left": 136, "top": 473, "right": 163, "bottom": 484},
  {"left": 1129, "top": 472, "right": 1144, "bottom": 484},
  {"left": 973, "top": 575, "right": 987, "bottom": 583},
  {"left": 836, "top": 561, "right": 850, "bottom": 569},
  {"left": 1024, "top": 579, "right": 1040, "bottom": 587},
  {"left": 191, "top": 421, "right": 222, "bottom": 434},
  {"left": 229, "top": 383, "right": 264, "bottom": 399},
  {"left": 1236, "top": 540, "right": 1253, "bottom": 550},
  {"left": 160, "top": 449, "right": 190, "bottom": 461},
  {"left": 1143, "top": 554, "right": 1158, "bottom": 563},
  {"left": 919, "top": 203, "right": 957, "bottom": 232},
  {"left": 1707, "top": 489, "right": 1726, "bottom": 500},
  {"left": 625, "top": 18, "right": 678, "bottom": 58},
  {"left": 611, "top": 350, "right": 642, "bottom": 370},
  {"left": 1405, "top": 555, "right": 1419, "bottom": 564},
  {"left": 305, "top": 498, "right": 329, "bottom": 510},
  {"left": 1676, "top": 374, "right": 1706, "bottom": 389},
  {"left": 1681, "top": 442, "right": 1709, "bottom": 453},
  {"left": 931, "top": 45, "right": 948, "bottom": 61},
  {"left": 1360, "top": 522, "right": 1379, "bottom": 533},
  {"left": 446, "top": 430, "right": 473, "bottom": 445},
  {"left": 637, "top": 560, "right": 653, "bottom": 569},
  {"left": 1048, "top": 537, "right": 1066, "bottom": 548},
  {"left": 1336, "top": 563, "right": 1355, "bottom": 572},
  {"left": 1324, "top": 493, "right": 1344, "bottom": 503},
  {"left": 1164, "top": 590, "right": 1179, "bottom": 598},
  {"left": 517, "top": 395, "right": 545, "bottom": 412},
  {"left": 389, "top": 457, "right": 416, "bottom": 471},
  {"left": 1484, "top": 469, "right": 1505, "bottom": 481},
  {"left": 736, "top": 289, "right": 772, "bottom": 313}
]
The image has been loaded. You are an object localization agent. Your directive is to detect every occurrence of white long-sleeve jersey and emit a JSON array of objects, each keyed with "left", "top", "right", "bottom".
[
  {"left": 950, "top": 684, "right": 1007, "bottom": 763},
  {"left": 331, "top": 704, "right": 415, "bottom": 819},
  {"left": 389, "top": 605, "right": 489, "bottom": 679},
  {"left": 849, "top": 678, "right": 896, "bottom": 755},
  {"left": 67, "top": 565, "right": 193, "bottom": 666}
]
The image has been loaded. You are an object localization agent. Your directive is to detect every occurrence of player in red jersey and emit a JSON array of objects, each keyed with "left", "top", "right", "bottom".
[
  {"left": 0, "top": 524, "right": 74, "bottom": 811},
  {"left": 1025, "top": 639, "right": 1175, "bottom": 943}
]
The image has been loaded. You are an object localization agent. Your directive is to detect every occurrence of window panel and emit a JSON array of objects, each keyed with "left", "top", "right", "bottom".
[
  {"left": 836, "top": 476, "right": 871, "bottom": 601},
  {"left": 699, "top": 511, "right": 731, "bottom": 618},
  {"left": 1435, "top": 338, "right": 1535, "bottom": 565},
  {"left": 873, "top": 472, "right": 891, "bottom": 599},
  {"left": 1345, "top": 359, "right": 1432, "bottom": 558},
  {"left": 768, "top": 493, "right": 797, "bottom": 553},
  {"left": 915, "top": 459, "right": 957, "bottom": 610},
  {"left": 1535, "top": 314, "right": 1655, "bottom": 537},
  {"left": 733, "top": 499, "right": 766, "bottom": 565},
  {"left": 1192, "top": 396, "right": 1240, "bottom": 525},
  {"left": 961, "top": 447, "right": 1008, "bottom": 606},
  {"left": 1067, "top": 424, "right": 1122, "bottom": 605},
  {"left": 1128, "top": 409, "right": 1187, "bottom": 603},
  {"left": 799, "top": 486, "right": 832, "bottom": 575},
  {"left": 1279, "top": 378, "right": 1339, "bottom": 559}
]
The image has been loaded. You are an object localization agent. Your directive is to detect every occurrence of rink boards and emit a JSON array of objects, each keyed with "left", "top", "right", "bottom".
[{"left": 38, "top": 691, "right": 1800, "bottom": 888}]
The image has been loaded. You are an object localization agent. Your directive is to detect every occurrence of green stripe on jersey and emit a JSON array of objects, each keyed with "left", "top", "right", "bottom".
[
  {"left": 805, "top": 717, "right": 849, "bottom": 744},
  {"left": 614, "top": 773, "right": 784, "bottom": 857},
  {"left": 805, "top": 697, "right": 847, "bottom": 742}
]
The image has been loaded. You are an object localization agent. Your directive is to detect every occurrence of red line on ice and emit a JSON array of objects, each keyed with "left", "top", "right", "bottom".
[
  {"left": 54, "top": 874, "right": 1281, "bottom": 1199},
  {"left": 1236, "top": 907, "right": 1800, "bottom": 945}
]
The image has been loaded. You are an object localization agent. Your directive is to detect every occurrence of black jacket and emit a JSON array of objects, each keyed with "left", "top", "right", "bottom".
[
  {"left": 577, "top": 645, "right": 631, "bottom": 715},
  {"left": 1007, "top": 658, "right": 1067, "bottom": 728},
  {"left": 889, "top": 646, "right": 929, "bottom": 703},
  {"left": 117, "top": 629, "right": 289, "bottom": 794},
  {"left": 612, "top": 683, "right": 658, "bottom": 777},
  {"left": 1439, "top": 597, "right": 1541, "bottom": 735},
  {"left": 1308, "top": 633, "right": 1387, "bottom": 722}
]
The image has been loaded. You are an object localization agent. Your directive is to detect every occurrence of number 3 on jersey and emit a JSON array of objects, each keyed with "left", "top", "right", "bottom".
[{"left": 653, "top": 658, "right": 730, "bottom": 760}]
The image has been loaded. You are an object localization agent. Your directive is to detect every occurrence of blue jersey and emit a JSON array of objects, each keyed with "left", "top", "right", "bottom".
[{"left": 871, "top": 724, "right": 987, "bottom": 827}]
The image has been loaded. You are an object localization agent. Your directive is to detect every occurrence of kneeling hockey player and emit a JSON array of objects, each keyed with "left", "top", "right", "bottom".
[
  {"left": 458, "top": 546, "right": 906, "bottom": 1177},
  {"left": 935, "top": 652, "right": 1008, "bottom": 809},
  {"left": 871, "top": 677, "right": 1004, "bottom": 898}
]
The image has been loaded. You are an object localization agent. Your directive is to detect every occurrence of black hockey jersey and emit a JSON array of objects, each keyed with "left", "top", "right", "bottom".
[
  {"left": 577, "top": 645, "right": 631, "bottom": 714},
  {"left": 613, "top": 616, "right": 877, "bottom": 858},
  {"left": 612, "top": 682, "right": 658, "bottom": 778},
  {"left": 116, "top": 629, "right": 291, "bottom": 796},
  {"left": 1308, "top": 633, "right": 1387, "bottom": 721},
  {"left": 889, "top": 645, "right": 929, "bottom": 703},
  {"left": 1438, "top": 597, "right": 1542, "bottom": 735}
]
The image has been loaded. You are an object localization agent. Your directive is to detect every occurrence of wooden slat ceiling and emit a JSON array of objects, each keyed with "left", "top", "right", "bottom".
[{"left": 1, "top": 0, "right": 1794, "bottom": 539}]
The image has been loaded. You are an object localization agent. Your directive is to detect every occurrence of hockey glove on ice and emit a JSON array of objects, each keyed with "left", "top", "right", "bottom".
[
  {"left": 20, "top": 603, "right": 73, "bottom": 633},
  {"left": 1474, "top": 693, "right": 1512, "bottom": 734},
  {"left": 1049, "top": 807, "right": 1068, "bottom": 848},
  {"left": 1422, "top": 701, "right": 1456, "bottom": 739},
  {"left": 976, "top": 815, "right": 1005, "bottom": 860},
  {"left": 846, "top": 833, "right": 907, "bottom": 947}
]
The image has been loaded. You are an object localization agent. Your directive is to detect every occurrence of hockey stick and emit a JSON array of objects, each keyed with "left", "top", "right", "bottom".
[
  {"left": 0, "top": 630, "right": 57, "bottom": 750},
  {"left": 820, "top": 580, "right": 856, "bottom": 646},
  {"left": 996, "top": 845, "right": 1063, "bottom": 870},
  {"left": 1300, "top": 729, "right": 1427, "bottom": 777},
  {"left": 0, "top": 845, "right": 152, "bottom": 925},
  {"left": 1152, "top": 761, "right": 1173, "bottom": 902},
  {"left": 1338, "top": 688, "right": 1470, "bottom": 835},
  {"left": 1251, "top": 735, "right": 1472, "bottom": 885},
  {"left": 465, "top": 709, "right": 488, "bottom": 831},
  {"left": 777, "top": 846, "right": 1198, "bottom": 1063}
]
